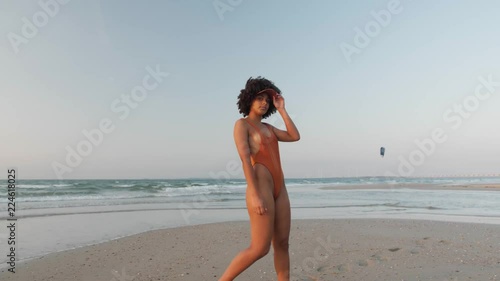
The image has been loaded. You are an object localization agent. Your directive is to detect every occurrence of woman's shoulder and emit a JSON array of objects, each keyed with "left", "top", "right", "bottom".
[{"left": 234, "top": 118, "right": 248, "bottom": 128}]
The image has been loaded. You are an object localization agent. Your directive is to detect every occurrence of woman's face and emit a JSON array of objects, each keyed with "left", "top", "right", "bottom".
[{"left": 251, "top": 94, "right": 271, "bottom": 115}]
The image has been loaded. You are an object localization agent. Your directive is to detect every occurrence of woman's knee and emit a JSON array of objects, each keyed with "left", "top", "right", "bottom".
[
  {"left": 249, "top": 243, "right": 271, "bottom": 259},
  {"left": 273, "top": 237, "right": 289, "bottom": 252}
]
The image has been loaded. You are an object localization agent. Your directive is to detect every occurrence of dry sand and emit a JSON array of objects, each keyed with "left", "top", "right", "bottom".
[{"left": 1, "top": 219, "right": 499, "bottom": 281}]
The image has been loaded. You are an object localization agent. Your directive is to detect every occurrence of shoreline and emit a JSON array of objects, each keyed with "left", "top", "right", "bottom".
[
  {"left": 2, "top": 183, "right": 499, "bottom": 280},
  {"left": 2, "top": 184, "right": 500, "bottom": 274},
  {"left": 2, "top": 218, "right": 499, "bottom": 281}
]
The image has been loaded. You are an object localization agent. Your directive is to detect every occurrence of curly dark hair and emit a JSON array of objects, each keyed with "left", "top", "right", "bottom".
[{"left": 237, "top": 76, "right": 282, "bottom": 119}]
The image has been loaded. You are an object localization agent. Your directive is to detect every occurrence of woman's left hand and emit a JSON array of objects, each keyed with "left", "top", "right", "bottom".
[{"left": 273, "top": 93, "right": 285, "bottom": 110}]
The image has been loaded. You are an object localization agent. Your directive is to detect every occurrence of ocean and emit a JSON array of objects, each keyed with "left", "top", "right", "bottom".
[
  {"left": 2, "top": 177, "right": 500, "bottom": 215},
  {"left": 1, "top": 177, "right": 499, "bottom": 268}
]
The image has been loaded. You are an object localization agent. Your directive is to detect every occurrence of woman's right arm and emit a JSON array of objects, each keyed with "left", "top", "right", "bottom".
[{"left": 233, "top": 119, "right": 267, "bottom": 215}]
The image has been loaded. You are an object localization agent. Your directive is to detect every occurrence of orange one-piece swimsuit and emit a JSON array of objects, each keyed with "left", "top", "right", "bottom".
[{"left": 245, "top": 118, "right": 284, "bottom": 199}]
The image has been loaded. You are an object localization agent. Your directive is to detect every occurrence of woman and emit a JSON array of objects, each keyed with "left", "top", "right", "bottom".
[{"left": 219, "top": 77, "right": 300, "bottom": 281}]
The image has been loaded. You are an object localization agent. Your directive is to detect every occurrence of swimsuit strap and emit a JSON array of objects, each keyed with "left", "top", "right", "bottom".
[
  {"left": 244, "top": 118, "right": 263, "bottom": 135},
  {"left": 244, "top": 118, "right": 275, "bottom": 140}
]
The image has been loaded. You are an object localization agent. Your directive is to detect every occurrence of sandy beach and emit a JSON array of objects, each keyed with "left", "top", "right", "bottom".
[
  {"left": 2, "top": 180, "right": 500, "bottom": 281},
  {"left": 1, "top": 218, "right": 499, "bottom": 281}
]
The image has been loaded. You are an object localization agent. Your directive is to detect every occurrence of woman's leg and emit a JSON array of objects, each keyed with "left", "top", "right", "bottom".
[
  {"left": 272, "top": 185, "right": 291, "bottom": 281},
  {"left": 219, "top": 165, "right": 275, "bottom": 281}
]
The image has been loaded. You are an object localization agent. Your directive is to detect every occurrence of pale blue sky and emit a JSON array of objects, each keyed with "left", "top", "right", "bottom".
[{"left": 1, "top": 0, "right": 499, "bottom": 179}]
